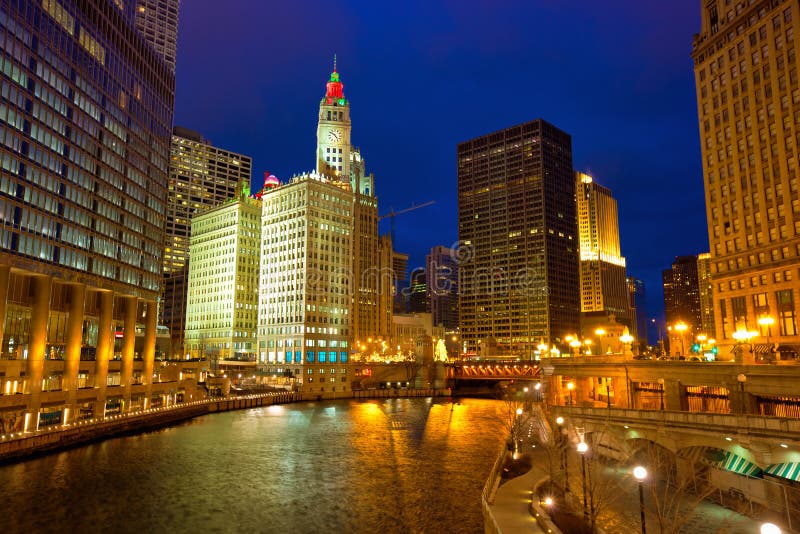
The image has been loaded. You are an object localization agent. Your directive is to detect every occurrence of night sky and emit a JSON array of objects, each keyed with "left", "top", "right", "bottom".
[{"left": 174, "top": 0, "right": 707, "bottom": 332}]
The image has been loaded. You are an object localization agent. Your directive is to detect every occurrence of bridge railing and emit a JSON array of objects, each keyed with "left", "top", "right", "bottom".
[{"left": 552, "top": 405, "right": 800, "bottom": 440}]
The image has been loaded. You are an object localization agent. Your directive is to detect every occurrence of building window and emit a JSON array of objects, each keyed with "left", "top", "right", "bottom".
[
  {"left": 731, "top": 296, "right": 748, "bottom": 331},
  {"left": 306, "top": 351, "right": 315, "bottom": 363},
  {"left": 777, "top": 289, "right": 798, "bottom": 336}
]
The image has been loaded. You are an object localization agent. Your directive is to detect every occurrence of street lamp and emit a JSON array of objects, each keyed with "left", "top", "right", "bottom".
[
  {"left": 620, "top": 332, "right": 634, "bottom": 357},
  {"left": 606, "top": 378, "right": 612, "bottom": 409},
  {"left": 758, "top": 316, "right": 776, "bottom": 362},
  {"left": 732, "top": 329, "right": 757, "bottom": 363},
  {"left": 761, "top": 523, "right": 782, "bottom": 534},
  {"left": 570, "top": 339, "right": 582, "bottom": 357},
  {"left": 633, "top": 465, "right": 648, "bottom": 534},
  {"left": 595, "top": 328, "right": 606, "bottom": 354},
  {"left": 674, "top": 322, "right": 688, "bottom": 356},
  {"left": 577, "top": 441, "right": 590, "bottom": 523},
  {"left": 556, "top": 416, "right": 569, "bottom": 494},
  {"left": 737, "top": 373, "right": 747, "bottom": 415},
  {"left": 567, "top": 381, "right": 575, "bottom": 406}
]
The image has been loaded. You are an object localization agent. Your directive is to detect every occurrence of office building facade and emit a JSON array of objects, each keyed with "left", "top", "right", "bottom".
[
  {"left": 457, "top": 119, "right": 579, "bottom": 356},
  {"left": 0, "top": 0, "right": 177, "bottom": 431},
  {"left": 693, "top": 0, "right": 800, "bottom": 356},
  {"left": 576, "top": 171, "right": 633, "bottom": 331},
  {"left": 161, "top": 126, "right": 252, "bottom": 354},
  {"left": 184, "top": 182, "right": 260, "bottom": 365},
  {"left": 134, "top": 0, "right": 180, "bottom": 73},
  {"left": 426, "top": 245, "right": 459, "bottom": 330}
]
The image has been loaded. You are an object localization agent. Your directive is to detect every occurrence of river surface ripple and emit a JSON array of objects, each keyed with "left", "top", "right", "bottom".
[{"left": 0, "top": 397, "right": 505, "bottom": 534}]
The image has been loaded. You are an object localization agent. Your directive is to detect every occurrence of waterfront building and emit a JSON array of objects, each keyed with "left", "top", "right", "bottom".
[
  {"left": 161, "top": 127, "right": 252, "bottom": 355},
  {"left": 457, "top": 119, "right": 579, "bottom": 356},
  {"left": 0, "top": 0, "right": 181, "bottom": 431},
  {"left": 134, "top": 0, "right": 180, "bottom": 73},
  {"left": 316, "top": 61, "right": 380, "bottom": 344},
  {"left": 426, "top": 245, "right": 459, "bottom": 330},
  {"left": 257, "top": 172, "right": 354, "bottom": 394},
  {"left": 184, "top": 181, "right": 260, "bottom": 368},
  {"left": 576, "top": 171, "right": 633, "bottom": 335},
  {"left": 698, "top": 252, "right": 717, "bottom": 339},
  {"left": 376, "top": 235, "right": 394, "bottom": 339},
  {"left": 693, "top": 0, "right": 800, "bottom": 359}
]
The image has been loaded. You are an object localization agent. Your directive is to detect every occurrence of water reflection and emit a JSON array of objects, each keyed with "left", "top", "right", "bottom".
[{"left": 0, "top": 398, "right": 504, "bottom": 533}]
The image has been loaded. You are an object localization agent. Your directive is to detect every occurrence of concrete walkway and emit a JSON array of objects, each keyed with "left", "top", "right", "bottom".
[{"left": 489, "top": 460, "right": 548, "bottom": 533}]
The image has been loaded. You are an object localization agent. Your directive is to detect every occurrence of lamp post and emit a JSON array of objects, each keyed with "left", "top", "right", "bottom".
[
  {"left": 620, "top": 331, "right": 634, "bottom": 358},
  {"left": 758, "top": 316, "right": 776, "bottom": 362},
  {"left": 732, "top": 329, "right": 757, "bottom": 364},
  {"left": 595, "top": 328, "right": 606, "bottom": 355},
  {"left": 633, "top": 465, "right": 648, "bottom": 534},
  {"left": 567, "top": 381, "right": 575, "bottom": 406},
  {"left": 674, "top": 322, "right": 688, "bottom": 356},
  {"left": 737, "top": 373, "right": 747, "bottom": 414},
  {"left": 761, "top": 523, "right": 782, "bottom": 534},
  {"left": 657, "top": 378, "right": 665, "bottom": 411},
  {"left": 556, "top": 416, "right": 570, "bottom": 494},
  {"left": 606, "top": 378, "right": 612, "bottom": 409},
  {"left": 577, "top": 441, "right": 589, "bottom": 523}
]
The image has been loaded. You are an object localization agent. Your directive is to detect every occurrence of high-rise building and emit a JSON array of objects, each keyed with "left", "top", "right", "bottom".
[
  {"left": 377, "top": 235, "right": 394, "bottom": 338},
  {"left": 663, "top": 255, "right": 703, "bottom": 331},
  {"left": 458, "top": 119, "right": 579, "bottom": 356},
  {"left": 161, "top": 127, "right": 252, "bottom": 354},
  {"left": 0, "top": 0, "right": 176, "bottom": 431},
  {"left": 184, "top": 182, "right": 260, "bottom": 365},
  {"left": 426, "top": 245, "right": 459, "bottom": 330},
  {"left": 392, "top": 250, "right": 409, "bottom": 314},
  {"left": 693, "top": 0, "right": 800, "bottom": 357},
  {"left": 575, "top": 171, "right": 633, "bottom": 330},
  {"left": 697, "top": 252, "right": 716, "bottom": 338},
  {"left": 315, "top": 61, "right": 379, "bottom": 343},
  {"left": 626, "top": 277, "right": 648, "bottom": 346},
  {"left": 257, "top": 173, "right": 353, "bottom": 394},
  {"left": 134, "top": 0, "right": 180, "bottom": 73},
  {"left": 409, "top": 268, "right": 429, "bottom": 313}
]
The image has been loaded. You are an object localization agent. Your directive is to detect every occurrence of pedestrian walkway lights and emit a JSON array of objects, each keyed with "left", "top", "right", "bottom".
[
  {"left": 556, "top": 416, "right": 569, "bottom": 494},
  {"left": 633, "top": 466, "right": 648, "bottom": 534}
]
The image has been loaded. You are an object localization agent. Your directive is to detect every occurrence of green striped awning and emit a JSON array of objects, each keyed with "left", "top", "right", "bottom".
[
  {"left": 720, "top": 452, "right": 762, "bottom": 477},
  {"left": 764, "top": 463, "right": 800, "bottom": 481}
]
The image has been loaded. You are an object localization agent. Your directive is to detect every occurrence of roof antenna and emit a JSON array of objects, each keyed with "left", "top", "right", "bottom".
[{"left": 333, "top": 53, "right": 337, "bottom": 72}]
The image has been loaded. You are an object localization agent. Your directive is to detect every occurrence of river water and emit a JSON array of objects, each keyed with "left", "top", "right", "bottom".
[{"left": 0, "top": 397, "right": 505, "bottom": 534}]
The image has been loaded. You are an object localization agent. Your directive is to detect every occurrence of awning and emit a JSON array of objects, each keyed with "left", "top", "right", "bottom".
[
  {"left": 778, "top": 345, "right": 800, "bottom": 355},
  {"left": 752, "top": 344, "right": 774, "bottom": 354},
  {"left": 764, "top": 462, "right": 800, "bottom": 482},
  {"left": 720, "top": 452, "right": 762, "bottom": 477}
]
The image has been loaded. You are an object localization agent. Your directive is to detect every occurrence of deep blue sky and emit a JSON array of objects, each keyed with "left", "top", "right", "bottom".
[{"left": 174, "top": 0, "right": 708, "bottom": 331}]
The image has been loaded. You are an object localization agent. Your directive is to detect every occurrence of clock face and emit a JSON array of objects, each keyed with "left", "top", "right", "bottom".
[{"left": 328, "top": 129, "right": 341, "bottom": 143}]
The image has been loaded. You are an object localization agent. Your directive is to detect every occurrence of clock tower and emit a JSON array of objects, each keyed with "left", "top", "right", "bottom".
[{"left": 316, "top": 58, "right": 352, "bottom": 179}]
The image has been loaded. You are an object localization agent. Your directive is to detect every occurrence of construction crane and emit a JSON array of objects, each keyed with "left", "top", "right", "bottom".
[{"left": 379, "top": 200, "right": 435, "bottom": 244}]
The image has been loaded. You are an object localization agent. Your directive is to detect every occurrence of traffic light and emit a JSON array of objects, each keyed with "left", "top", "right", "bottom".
[
  {"left": 692, "top": 343, "right": 700, "bottom": 353},
  {"left": 711, "top": 346, "right": 718, "bottom": 355}
]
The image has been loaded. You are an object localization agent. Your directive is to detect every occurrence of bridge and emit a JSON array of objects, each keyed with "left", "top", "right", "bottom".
[{"left": 451, "top": 361, "right": 541, "bottom": 380}]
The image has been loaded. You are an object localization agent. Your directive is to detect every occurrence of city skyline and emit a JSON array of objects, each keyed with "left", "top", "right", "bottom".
[{"left": 174, "top": 0, "right": 705, "bottom": 327}]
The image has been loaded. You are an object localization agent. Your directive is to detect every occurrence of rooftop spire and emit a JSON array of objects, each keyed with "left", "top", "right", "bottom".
[{"left": 333, "top": 53, "right": 337, "bottom": 72}]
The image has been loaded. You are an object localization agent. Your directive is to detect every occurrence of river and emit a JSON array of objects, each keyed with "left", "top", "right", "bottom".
[{"left": 0, "top": 397, "right": 506, "bottom": 534}]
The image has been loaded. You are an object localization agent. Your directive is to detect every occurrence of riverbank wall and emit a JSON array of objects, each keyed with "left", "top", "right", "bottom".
[{"left": 0, "top": 388, "right": 452, "bottom": 463}]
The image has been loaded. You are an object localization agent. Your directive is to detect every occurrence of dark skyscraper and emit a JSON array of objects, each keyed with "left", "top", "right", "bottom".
[
  {"left": 0, "top": 0, "right": 175, "bottom": 430},
  {"left": 427, "top": 245, "right": 459, "bottom": 330},
  {"left": 457, "top": 119, "right": 579, "bottom": 356},
  {"left": 663, "top": 255, "right": 703, "bottom": 332}
]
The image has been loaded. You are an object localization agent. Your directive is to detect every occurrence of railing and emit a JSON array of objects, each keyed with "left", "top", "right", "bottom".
[
  {"left": 553, "top": 405, "right": 800, "bottom": 441},
  {"left": 481, "top": 443, "right": 509, "bottom": 534}
]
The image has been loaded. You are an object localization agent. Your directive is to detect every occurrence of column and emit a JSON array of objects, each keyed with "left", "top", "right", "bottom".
[
  {"left": 64, "top": 283, "right": 85, "bottom": 425},
  {"left": 120, "top": 296, "right": 137, "bottom": 411},
  {"left": 94, "top": 290, "right": 113, "bottom": 419},
  {"left": 143, "top": 299, "right": 157, "bottom": 410},
  {"left": 0, "top": 265, "right": 10, "bottom": 357},
  {"left": 25, "top": 274, "right": 51, "bottom": 432}
]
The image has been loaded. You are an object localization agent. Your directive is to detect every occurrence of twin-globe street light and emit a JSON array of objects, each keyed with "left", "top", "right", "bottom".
[
  {"left": 577, "top": 441, "right": 591, "bottom": 525},
  {"left": 556, "top": 416, "right": 569, "bottom": 494},
  {"left": 633, "top": 465, "right": 648, "bottom": 534}
]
